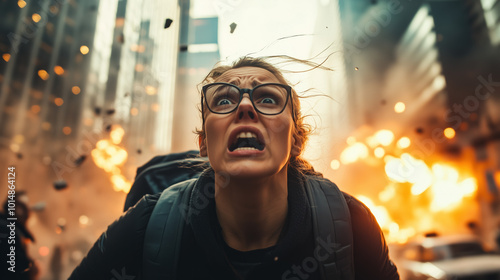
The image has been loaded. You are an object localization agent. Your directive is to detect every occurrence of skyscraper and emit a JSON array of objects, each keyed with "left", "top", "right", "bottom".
[{"left": 0, "top": 0, "right": 101, "bottom": 158}]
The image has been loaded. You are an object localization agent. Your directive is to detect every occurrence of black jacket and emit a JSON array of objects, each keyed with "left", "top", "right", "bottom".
[{"left": 69, "top": 170, "right": 399, "bottom": 280}]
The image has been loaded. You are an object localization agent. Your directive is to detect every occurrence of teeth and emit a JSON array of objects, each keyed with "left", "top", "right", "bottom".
[
  {"left": 237, "top": 131, "right": 257, "bottom": 139},
  {"left": 234, "top": 147, "right": 258, "bottom": 151}
]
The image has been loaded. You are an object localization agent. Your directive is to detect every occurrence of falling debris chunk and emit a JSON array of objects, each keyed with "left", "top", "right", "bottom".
[
  {"left": 16, "top": 153, "right": 23, "bottom": 159},
  {"left": 164, "top": 18, "right": 173, "bottom": 29},
  {"left": 117, "top": 33, "right": 124, "bottom": 44},
  {"left": 94, "top": 107, "right": 101, "bottom": 115},
  {"left": 354, "top": 67, "right": 359, "bottom": 71},
  {"left": 229, "top": 22, "right": 237, "bottom": 34},
  {"left": 106, "top": 109, "right": 116, "bottom": 115},
  {"left": 415, "top": 127, "right": 424, "bottom": 134},
  {"left": 74, "top": 155, "right": 87, "bottom": 166},
  {"left": 179, "top": 45, "right": 188, "bottom": 52},
  {"left": 53, "top": 180, "right": 68, "bottom": 190},
  {"left": 105, "top": 124, "right": 113, "bottom": 132},
  {"left": 137, "top": 149, "right": 142, "bottom": 154},
  {"left": 57, "top": 224, "right": 66, "bottom": 233}
]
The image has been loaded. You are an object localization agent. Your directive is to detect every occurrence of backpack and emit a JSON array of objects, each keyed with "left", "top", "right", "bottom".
[
  {"left": 126, "top": 151, "right": 355, "bottom": 280},
  {"left": 124, "top": 150, "right": 208, "bottom": 211}
]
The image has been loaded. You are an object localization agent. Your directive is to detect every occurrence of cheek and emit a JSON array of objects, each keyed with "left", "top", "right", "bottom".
[
  {"left": 268, "top": 106, "right": 295, "bottom": 137},
  {"left": 267, "top": 117, "right": 294, "bottom": 148},
  {"left": 267, "top": 112, "right": 293, "bottom": 136},
  {"left": 205, "top": 125, "right": 217, "bottom": 149},
  {"left": 204, "top": 117, "right": 228, "bottom": 151}
]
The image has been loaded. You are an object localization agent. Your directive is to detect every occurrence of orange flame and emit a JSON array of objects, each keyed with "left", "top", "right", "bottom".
[
  {"left": 346, "top": 131, "right": 479, "bottom": 244},
  {"left": 384, "top": 154, "right": 477, "bottom": 213},
  {"left": 91, "top": 125, "right": 132, "bottom": 193}
]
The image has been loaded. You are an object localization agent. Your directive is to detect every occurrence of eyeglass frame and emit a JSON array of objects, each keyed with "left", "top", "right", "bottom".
[{"left": 200, "top": 82, "right": 295, "bottom": 124}]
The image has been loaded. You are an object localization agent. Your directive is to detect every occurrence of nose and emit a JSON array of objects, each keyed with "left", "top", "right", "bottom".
[{"left": 236, "top": 93, "right": 257, "bottom": 121}]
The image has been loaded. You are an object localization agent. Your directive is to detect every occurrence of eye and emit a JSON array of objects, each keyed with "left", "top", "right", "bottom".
[
  {"left": 260, "top": 97, "right": 277, "bottom": 104},
  {"left": 216, "top": 99, "right": 234, "bottom": 106}
]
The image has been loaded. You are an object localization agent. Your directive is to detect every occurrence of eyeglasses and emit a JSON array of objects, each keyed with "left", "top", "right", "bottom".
[{"left": 201, "top": 82, "right": 293, "bottom": 120}]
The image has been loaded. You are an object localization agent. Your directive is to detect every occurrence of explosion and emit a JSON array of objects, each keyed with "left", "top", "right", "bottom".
[
  {"left": 91, "top": 125, "right": 132, "bottom": 193},
  {"left": 338, "top": 129, "right": 480, "bottom": 244}
]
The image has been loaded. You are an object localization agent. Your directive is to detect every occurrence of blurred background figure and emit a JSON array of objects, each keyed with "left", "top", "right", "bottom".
[
  {"left": 0, "top": 0, "right": 499, "bottom": 279},
  {"left": 0, "top": 192, "right": 39, "bottom": 280}
]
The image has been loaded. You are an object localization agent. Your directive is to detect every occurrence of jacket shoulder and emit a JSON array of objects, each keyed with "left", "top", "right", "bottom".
[
  {"left": 68, "top": 193, "right": 161, "bottom": 279},
  {"left": 340, "top": 192, "right": 401, "bottom": 279},
  {"left": 341, "top": 192, "right": 372, "bottom": 216}
]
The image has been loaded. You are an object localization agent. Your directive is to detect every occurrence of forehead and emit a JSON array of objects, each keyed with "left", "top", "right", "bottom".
[{"left": 215, "top": 66, "right": 281, "bottom": 85}]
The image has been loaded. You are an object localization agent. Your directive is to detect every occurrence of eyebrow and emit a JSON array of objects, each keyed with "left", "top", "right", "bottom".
[
  {"left": 225, "top": 79, "right": 262, "bottom": 88},
  {"left": 251, "top": 80, "right": 260, "bottom": 87}
]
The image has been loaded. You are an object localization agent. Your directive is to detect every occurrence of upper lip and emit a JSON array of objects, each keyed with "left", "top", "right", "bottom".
[{"left": 227, "top": 126, "right": 265, "bottom": 150}]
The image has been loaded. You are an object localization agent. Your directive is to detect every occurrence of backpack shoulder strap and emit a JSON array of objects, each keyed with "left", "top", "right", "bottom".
[
  {"left": 142, "top": 179, "right": 197, "bottom": 279},
  {"left": 304, "top": 177, "right": 355, "bottom": 280}
]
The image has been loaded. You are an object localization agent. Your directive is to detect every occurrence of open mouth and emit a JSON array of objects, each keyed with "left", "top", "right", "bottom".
[{"left": 228, "top": 131, "right": 265, "bottom": 152}]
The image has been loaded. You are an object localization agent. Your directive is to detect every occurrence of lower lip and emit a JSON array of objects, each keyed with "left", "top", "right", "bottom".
[{"left": 227, "top": 147, "right": 265, "bottom": 157}]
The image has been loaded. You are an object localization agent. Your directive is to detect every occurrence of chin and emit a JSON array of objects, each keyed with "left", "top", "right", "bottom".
[{"left": 217, "top": 161, "right": 286, "bottom": 179}]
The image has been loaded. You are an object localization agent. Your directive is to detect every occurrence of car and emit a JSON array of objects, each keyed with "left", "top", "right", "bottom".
[{"left": 393, "top": 234, "right": 500, "bottom": 280}]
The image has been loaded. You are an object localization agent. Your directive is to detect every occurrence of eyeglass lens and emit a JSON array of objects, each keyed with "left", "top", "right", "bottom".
[{"left": 205, "top": 84, "right": 288, "bottom": 114}]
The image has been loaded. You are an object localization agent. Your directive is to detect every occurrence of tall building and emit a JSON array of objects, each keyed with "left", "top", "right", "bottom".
[
  {"left": 339, "top": 0, "right": 499, "bottom": 138},
  {"left": 170, "top": 0, "right": 220, "bottom": 152},
  {"left": 0, "top": 0, "right": 181, "bottom": 164},
  {"left": 382, "top": 4, "right": 447, "bottom": 134},
  {"left": 0, "top": 2, "right": 181, "bottom": 277},
  {"left": 338, "top": 0, "right": 422, "bottom": 128},
  {"left": 0, "top": 0, "right": 103, "bottom": 159},
  {"left": 96, "top": 0, "right": 180, "bottom": 158}
]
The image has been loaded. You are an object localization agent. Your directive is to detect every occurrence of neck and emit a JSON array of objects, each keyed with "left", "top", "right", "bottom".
[{"left": 214, "top": 168, "right": 289, "bottom": 252}]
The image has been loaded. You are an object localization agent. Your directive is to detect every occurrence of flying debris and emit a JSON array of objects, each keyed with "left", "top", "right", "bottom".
[
  {"left": 16, "top": 153, "right": 23, "bottom": 159},
  {"left": 230, "top": 22, "right": 237, "bottom": 34},
  {"left": 94, "top": 107, "right": 101, "bottom": 115},
  {"left": 105, "top": 124, "right": 113, "bottom": 132},
  {"left": 53, "top": 180, "right": 68, "bottom": 190},
  {"left": 74, "top": 155, "right": 87, "bottom": 167},
  {"left": 55, "top": 218, "right": 66, "bottom": 234},
  {"left": 137, "top": 149, "right": 142, "bottom": 154},
  {"left": 179, "top": 45, "right": 188, "bottom": 52},
  {"left": 117, "top": 33, "right": 124, "bottom": 43},
  {"left": 415, "top": 127, "right": 424, "bottom": 134},
  {"left": 164, "top": 18, "right": 173, "bottom": 29},
  {"left": 106, "top": 109, "right": 116, "bottom": 115},
  {"left": 57, "top": 224, "right": 66, "bottom": 233}
]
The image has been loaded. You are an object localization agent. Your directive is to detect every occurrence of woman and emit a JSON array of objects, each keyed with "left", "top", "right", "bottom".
[{"left": 69, "top": 57, "right": 400, "bottom": 280}]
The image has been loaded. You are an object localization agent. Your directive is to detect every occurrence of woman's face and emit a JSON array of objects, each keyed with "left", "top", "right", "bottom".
[{"left": 201, "top": 66, "right": 300, "bottom": 178}]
